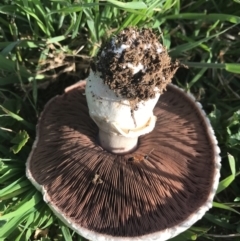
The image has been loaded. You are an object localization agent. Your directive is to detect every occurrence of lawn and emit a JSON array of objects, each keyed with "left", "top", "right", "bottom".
[{"left": 0, "top": 0, "right": 240, "bottom": 240}]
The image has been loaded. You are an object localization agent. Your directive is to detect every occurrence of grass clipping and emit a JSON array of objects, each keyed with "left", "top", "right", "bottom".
[{"left": 95, "top": 27, "right": 181, "bottom": 107}]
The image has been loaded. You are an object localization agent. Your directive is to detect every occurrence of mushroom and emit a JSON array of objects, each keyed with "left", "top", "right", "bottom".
[{"left": 26, "top": 28, "right": 221, "bottom": 241}]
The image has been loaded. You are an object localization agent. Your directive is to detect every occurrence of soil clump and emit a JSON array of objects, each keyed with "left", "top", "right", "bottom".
[{"left": 94, "top": 27, "right": 181, "bottom": 103}]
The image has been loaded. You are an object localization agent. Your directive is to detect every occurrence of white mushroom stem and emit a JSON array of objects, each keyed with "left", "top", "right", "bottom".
[
  {"left": 85, "top": 70, "right": 160, "bottom": 154},
  {"left": 98, "top": 130, "right": 138, "bottom": 154}
]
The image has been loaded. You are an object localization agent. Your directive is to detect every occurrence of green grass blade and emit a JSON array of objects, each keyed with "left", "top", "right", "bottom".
[
  {"left": 213, "top": 202, "right": 240, "bottom": 215},
  {"left": 228, "top": 153, "right": 236, "bottom": 176},
  {"left": 204, "top": 213, "right": 235, "bottom": 229},
  {"left": 15, "top": 4, "right": 51, "bottom": 36},
  {"left": 106, "top": 0, "right": 147, "bottom": 9},
  {"left": 0, "top": 168, "right": 23, "bottom": 184},
  {"left": 41, "top": 213, "right": 55, "bottom": 229},
  {"left": 165, "top": 13, "right": 240, "bottom": 24},
  {"left": 169, "top": 24, "right": 237, "bottom": 56},
  {"left": 10, "top": 130, "right": 30, "bottom": 154},
  {"left": 0, "top": 191, "right": 41, "bottom": 221},
  {"left": 72, "top": 12, "right": 83, "bottom": 39},
  {"left": 0, "top": 194, "right": 42, "bottom": 239},
  {"left": 0, "top": 41, "right": 45, "bottom": 49},
  {"left": 187, "top": 66, "right": 208, "bottom": 89},
  {"left": 1, "top": 41, "right": 21, "bottom": 56},
  {"left": 225, "top": 63, "right": 240, "bottom": 74},
  {"left": 15, "top": 212, "right": 35, "bottom": 241},
  {"left": 36, "top": 206, "right": 54, "bottom": 228},
  {"left": 0, "top": 54, "right": 32, "bottom": 80},
  {"left": 182, "top": 62, "right": 240, "bottom": 74},
  {"left": 46, "top": 35, "right": 67, "bottom": 44},
  {"left": 60, "top": 221, "right": 73, "bottom": 241},
  {"left": 0, "top": 105, "right": 35, "bottom": 129},
  {"left": 216, "top": 153, "right": 236, "bottom": 194},
  {"left": 0, "top": 213, "right": 29, "bottom": 239},
  {"left": 216, "top": 175, "right": 235, "bottom": 194},
  {"left": 183, "top": 62, "right": 225, "bottom": 69},
  {"left": 0, "top": 177, "right": 31, "bottom": 200}
]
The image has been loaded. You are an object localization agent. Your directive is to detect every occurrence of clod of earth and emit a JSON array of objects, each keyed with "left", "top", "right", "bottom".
[{"left": 94, "top": 27, "right": 181, "bottom": 109}]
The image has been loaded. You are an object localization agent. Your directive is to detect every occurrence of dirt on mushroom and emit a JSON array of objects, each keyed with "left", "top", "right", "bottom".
[{"left": 95, "top": 27, "right": 181, "bottom": 107}]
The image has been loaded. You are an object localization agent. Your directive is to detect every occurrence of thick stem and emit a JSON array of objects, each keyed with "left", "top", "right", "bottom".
[
  {"left": 86, "top": 72, "right": 160, "bottom": 154},
  {"left": 99, "top": 130, "right": 138, "bottom": 154}
]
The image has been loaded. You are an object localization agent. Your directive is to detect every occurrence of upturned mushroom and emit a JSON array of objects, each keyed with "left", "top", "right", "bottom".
[{"left": 26, "top": 27, "right": 221, "bottom": 241}]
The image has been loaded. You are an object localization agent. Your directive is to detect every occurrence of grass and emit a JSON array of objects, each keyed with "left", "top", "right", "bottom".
[{"left": 0, "top": 0, "right": 240, "bottom": 240}]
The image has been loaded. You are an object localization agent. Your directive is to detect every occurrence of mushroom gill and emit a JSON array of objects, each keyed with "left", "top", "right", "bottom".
[{"left": 27, "top": 81, "right": 219, "bottom": 239}]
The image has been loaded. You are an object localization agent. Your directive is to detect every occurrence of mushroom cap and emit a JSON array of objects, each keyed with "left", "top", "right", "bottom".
[{"left": 26, "top": 81, "right": 221, "bottom": 241}]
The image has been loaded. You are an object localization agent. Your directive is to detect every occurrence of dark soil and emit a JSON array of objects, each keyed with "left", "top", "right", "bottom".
[{"left": 95, "top": 27, "right": 181, "bottom": 103}]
